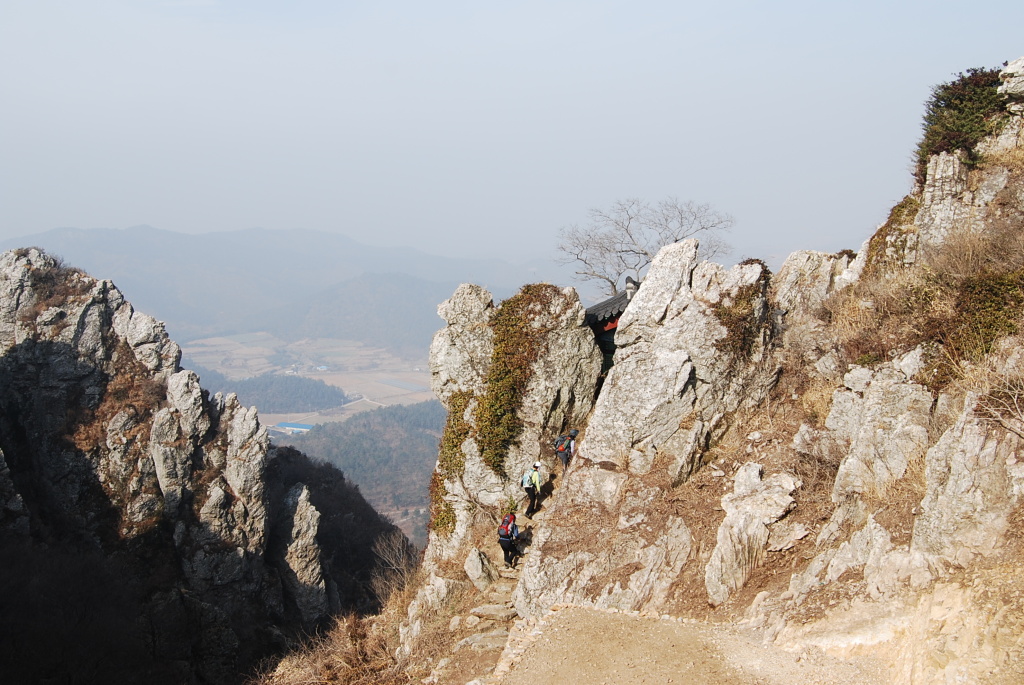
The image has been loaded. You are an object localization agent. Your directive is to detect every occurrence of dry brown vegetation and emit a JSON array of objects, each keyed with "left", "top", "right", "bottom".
[
  {"left": 252, "top": 558, "right": 477, "bottom": 685},
  {"left": 870, "top": 454, "right": 928, "bottom": 547},
  {"left": 16, "top": 255, "right": 93, "bottom": 327},
  {"left": 826, "top": 207, "right": 1024, "bottom": 391},
  {"left": 796, "top": 374, "right": 837, "bottom": 429},
  {"left": 253, "top": 575, "right": 416, "bottom": 685},
  {"left": 257, "top": 612, "right": 410, "bottom": 685}
]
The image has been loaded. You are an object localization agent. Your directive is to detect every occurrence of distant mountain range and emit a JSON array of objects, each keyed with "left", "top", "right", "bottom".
[{"left": 1, "top": 226, "right": 575, "bottom": 355}]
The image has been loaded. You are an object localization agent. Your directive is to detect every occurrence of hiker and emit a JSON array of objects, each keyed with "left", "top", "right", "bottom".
[
  {"left": 554, "top": 429, "right": 579, "bottom": 472},
  {"left": 522, "top": 461, "right": 542, "bottom": 517},
  {"left": 497, "top": 513, "right": 522, "bottom": 568}
]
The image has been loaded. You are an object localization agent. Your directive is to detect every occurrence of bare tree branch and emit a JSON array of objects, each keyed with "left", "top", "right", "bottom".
[
  {"left": 977, "top": 368, "right": 1024, "bottom": 440},
  {"left": 369, "top": 528, "right": 418, "bottom": 603},
  {"left": 556, "top": 197, "right": 733, "bottom": 296}
]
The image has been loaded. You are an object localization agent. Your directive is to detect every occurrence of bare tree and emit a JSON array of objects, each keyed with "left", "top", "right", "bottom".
[
  {"left": 369, "top": 528, "right": 419, "bottom": 604},
  {"left": 557, "top": 197, "right": 733, "bottom": 296}
]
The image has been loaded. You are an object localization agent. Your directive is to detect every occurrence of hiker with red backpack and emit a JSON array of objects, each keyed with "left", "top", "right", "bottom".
[
  {"left": 497, "top": 513, "right": 522, "bottom": 568},
  {"left": 554, "top": 429, "right": 579, "bottom": 472},
  {"left": 521, "top": 462, "right": 542, "bottom": 517}
]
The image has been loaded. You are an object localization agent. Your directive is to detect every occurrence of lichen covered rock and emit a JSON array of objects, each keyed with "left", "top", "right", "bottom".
[{"left": 423, "top": 282, "right": 601, "bottom": 567}]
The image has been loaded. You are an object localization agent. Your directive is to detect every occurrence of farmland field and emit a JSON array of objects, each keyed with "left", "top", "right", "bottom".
[{"left": 182, "top": 333, "right": 435, "bottom": 425}]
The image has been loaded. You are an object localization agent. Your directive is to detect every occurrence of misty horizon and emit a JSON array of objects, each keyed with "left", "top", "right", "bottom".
[{"left": 3, "top": 1, "right": 1023, "bottom": 270}]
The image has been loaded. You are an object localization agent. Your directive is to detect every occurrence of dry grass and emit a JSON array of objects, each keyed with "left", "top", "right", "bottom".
[
  {"left": 660, "top": 465, "right": 728, "bottom": 619},
  {"left": 922, "top": 214, "right": 1024, "bottom": 279},
  {"left": 251, "top": 559, "right": 463, "bottom": 685},
  {"left": 824, "top": 265, "right": 938, "bottom": 367},
  {"left": 538, "top": 498, "right": 617, "bottom": 560},
  {"left": 863, "top": 453, "right": 928, "bottom": 547},
  {"left": 763, "top": 359, "right": 842, "bottom": 510},
  {"left": 255, "top": 614, "right": 409, "bottom": 685},
  {"left": 825, "top": 208, "right": 1024, "bottom": 389},
  {"left": 985, "top": 146, "right": 1024, "bottom": 174},
  {"left": 798, "top": 376, "right": 836, "bottom": 428}
]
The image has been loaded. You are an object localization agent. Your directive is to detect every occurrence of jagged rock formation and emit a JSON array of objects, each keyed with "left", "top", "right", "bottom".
[
  {"left": 424, "top": 283, "right": 601, "bottom": 560},
  {"left": 402, "top": 58, "right": 1024, "bottom": 684},
  {"left": 399, "top": 283, "right": 602, "bottom": 651},
  {"left": 704, "top": 463, "right": 800, "bottom": 606},
  {"left": 581, "top": 242, "right": 775, "bottom": 481},
  {"left": 0, "top": 249, "right": 403, "bottom": 684},
  {"left": 514, "top": 242, "right": 780, "bottom": 617}
]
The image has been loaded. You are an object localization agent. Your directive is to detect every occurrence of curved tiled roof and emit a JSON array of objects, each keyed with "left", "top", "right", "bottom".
[
  {"left": 584, "top": 277, "right": 640, "bottom": 326},
  {"left": 584, "top": 291, "right": 630, "bottom": 326}
]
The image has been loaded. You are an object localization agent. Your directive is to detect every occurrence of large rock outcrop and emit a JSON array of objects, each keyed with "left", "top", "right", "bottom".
[
  {"left": 578, "top": 241, "right": 775, "bottom": 482},
  {"left": 871, "top": 61, "right": 1024, "bottom": 270},
  {"left": 0, "top": 249, "right": 402, "bottom": 684},
  {"left": 423, "top": 282, "right": 602, "bottom": 566},
  {"left": 513, "top": 241, "right": 780, "bottom": 617},
  {"left": 398, "top": 283, "right": 602, "bottom": 653},
  {"left": 401, "top": 57, "right": 1024, "bottom": 684}
]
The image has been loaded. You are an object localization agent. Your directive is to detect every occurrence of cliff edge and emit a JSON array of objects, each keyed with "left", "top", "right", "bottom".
[{"left": 0, "top": 249, "right": 406, "bottom": 684}]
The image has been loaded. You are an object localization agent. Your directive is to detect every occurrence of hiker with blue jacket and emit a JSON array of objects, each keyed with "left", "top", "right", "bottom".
[{"left": 522, "top": 461, "right": 542, "bottom": 517}]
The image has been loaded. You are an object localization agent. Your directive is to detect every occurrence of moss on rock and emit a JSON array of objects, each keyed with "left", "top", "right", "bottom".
[{"left": 474, "top": 284, "right": 566, "bottom": 477}]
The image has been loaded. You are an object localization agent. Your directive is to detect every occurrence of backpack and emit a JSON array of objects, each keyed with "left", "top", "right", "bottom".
[
  {"left": 498, "top": 513, "right": 515, "bottom": 539},
  {"left": 554, "top": 435, "right": 570, "bottom": 452},
  {"left": 521, "top": 471, "right": 533, "bottom": 488}
]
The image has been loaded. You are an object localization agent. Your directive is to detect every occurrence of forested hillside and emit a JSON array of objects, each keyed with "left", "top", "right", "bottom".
[{"left": 279, "top": 400, "right": 445, "bottom": 546}]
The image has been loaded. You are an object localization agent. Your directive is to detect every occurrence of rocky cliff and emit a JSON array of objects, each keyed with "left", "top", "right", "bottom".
[
  {"left": 0, "top": 249, "right": 405, "bottom": 684},
  {"left": 402, "top": 57, "right": 1024, "bottom": 684}
]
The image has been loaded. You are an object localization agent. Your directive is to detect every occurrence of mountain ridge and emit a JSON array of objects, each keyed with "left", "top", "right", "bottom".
[{"left": 0, "top": 225, "right": 571, "bottom": 350}]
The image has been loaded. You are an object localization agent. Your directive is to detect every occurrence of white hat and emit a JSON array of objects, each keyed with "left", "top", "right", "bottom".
[{"left": 533, "top": 462, "right": 541, "bottom": 468}]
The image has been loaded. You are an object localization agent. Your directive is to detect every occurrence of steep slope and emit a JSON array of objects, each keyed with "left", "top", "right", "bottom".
[
  {"left": 0, "top": 249, "right": 406, "bottom": 684},
  {"left": 394, "top": 57, "right": 1024, "bottom": 685}
]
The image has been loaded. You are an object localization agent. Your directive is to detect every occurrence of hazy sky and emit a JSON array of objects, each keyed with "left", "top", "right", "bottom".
[{"left": 2, "top": 1, "right": 1022, "bottom": 266}]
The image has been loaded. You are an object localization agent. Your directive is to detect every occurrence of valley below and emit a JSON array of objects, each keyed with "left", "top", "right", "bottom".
[
  {"left": 182, "top": 332, "right": 435, "bottom": 412},
  {"left": 182, "top": 332, "right": 439, "bottom": 547}
]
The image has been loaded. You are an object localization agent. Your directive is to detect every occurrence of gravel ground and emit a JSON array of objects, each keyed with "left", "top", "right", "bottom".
[{"left": 496, "top": 607, "right": 887, "bottom": 685}]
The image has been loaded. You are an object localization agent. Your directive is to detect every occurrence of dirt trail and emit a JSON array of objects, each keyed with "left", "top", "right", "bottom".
[
  {"left": 429, "top": 500, "right": 887, "bottom": 685},
  {"left": 489, "top": 606, "right": 888, "bottom": 685}
]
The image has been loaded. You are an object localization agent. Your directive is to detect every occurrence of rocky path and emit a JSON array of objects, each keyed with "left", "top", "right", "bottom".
[
  {"left": 487, "top": 605, "right": 887, "bottom": 685},
  {"left": 426, "top": 576, "right": 888, "bottom": 685},
  {"left": 422, "top": 502, "right": 888, "bottom": 685},
  {"left": 423, "top": 565, "right": 524, "bottom": 685}
]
